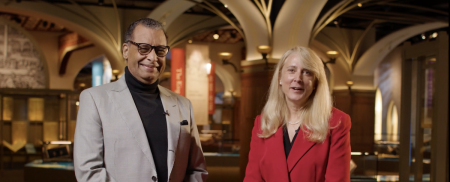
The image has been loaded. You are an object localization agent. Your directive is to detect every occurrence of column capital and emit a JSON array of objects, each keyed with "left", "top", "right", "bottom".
[{"left": 240, "top": 58, "right": 279, "bottom": 74}]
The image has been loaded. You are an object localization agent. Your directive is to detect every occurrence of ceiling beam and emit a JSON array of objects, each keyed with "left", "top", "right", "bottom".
[
  {"left": 21, "top": 0, "right": 156, "bottom": 11},
  {"left": 384, "top": 3, "right": 448, "bottom": 16},
  {"left": 347, "top": 10, "right": 444, "bottom": 22},
  {"left": 341, "top": 14, "right": 424, "bottom": 25}
]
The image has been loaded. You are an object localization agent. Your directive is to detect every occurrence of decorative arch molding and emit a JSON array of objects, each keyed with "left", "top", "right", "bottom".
[
  {"left": 0, "top": 1, "right": 125, "bottom": 73},
  {"left": 214, "top": 63, "right": 238, "bottom": 97},
  {"left": 354, "top": 22, "right": 448, "bottom": 76},
  {"left": 272, "top": 0, "right": 327, "bottom": 58},
  {"left": 166, "top": 15, "right": 227, "bottom": 47},
  {"left": 386, "top": 100, "right": 399, "bottom": 141},
  {"left": 148, "top": 0, "right": 198, "bottom": 29},
  {"left": 0, "top": 17, "right": 49, "bottom": 88},
  {"left": 67, "top": 47, "right": 104, "bottom": 90},
  {"left": 49, "top": 46, "right": 104, "bottom": 90},
  {"left": 310, "top": 40, "right": 352, "bottom": 91},
  {"left": 310, "top": 41, "right": 334, "bottom": 92},
  {"left": 219, "top": 0, "right": 269, "bottom": 60}
]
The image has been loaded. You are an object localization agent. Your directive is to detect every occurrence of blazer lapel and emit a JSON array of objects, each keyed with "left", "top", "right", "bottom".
[
  {"left": 265, "top": 127, "right": 290, "bottom": 181},
  {"left": 287, "top": 129, "right": 316, "bottom": 172},
  {"left": 108, "top": 75, "right": 155, "bottom": 167},
  {"left": 159, "top": 86, "right": 180, "bottom": 176}
]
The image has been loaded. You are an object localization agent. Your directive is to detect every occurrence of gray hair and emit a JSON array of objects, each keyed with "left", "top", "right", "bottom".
[{"left": 124, "top": 18, "right": 168, "bottom": 43}]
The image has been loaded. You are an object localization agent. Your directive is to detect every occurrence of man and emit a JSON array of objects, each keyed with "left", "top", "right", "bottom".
[{"left": 74, "top": 18, "right": 208, "bottom": 182}]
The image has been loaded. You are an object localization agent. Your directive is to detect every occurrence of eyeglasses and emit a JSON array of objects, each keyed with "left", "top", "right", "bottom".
[{"left": 127, "top": 41, "right": 170, "bottom": 57}]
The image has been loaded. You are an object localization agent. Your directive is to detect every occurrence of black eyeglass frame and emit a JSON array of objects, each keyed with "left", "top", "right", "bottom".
[{"left": 127, "top": 40, "right": 170, "bottom": 57}]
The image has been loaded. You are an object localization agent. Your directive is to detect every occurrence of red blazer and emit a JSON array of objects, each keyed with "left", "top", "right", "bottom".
[{"left": 244, "top": 107, "right": 351, "bottom": 182}]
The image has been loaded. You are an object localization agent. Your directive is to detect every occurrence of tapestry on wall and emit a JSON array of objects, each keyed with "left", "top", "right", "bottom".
[{"left": 0, "top": 23, "right": 46, "bottom": 89}]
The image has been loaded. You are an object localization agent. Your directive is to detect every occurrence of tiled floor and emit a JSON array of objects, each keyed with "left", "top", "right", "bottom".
[
  {"left": 0, "top": 168, "right": 240, "bottom": 182},
  {"left": 0, "top": 169, "right": 430, "bottom": 182},
  {"left": 1, "top": 170, "right": 24, "bottom": 182}
]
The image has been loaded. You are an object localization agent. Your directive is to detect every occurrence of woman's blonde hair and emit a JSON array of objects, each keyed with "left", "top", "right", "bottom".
[{"left": 259, "top": 46, "right": 332, "bottom": 143}]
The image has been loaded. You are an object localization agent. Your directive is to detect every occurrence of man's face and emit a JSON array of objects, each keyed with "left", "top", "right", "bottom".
[{"left": 122, "top": 24, "right": 167, "bottom": 84}]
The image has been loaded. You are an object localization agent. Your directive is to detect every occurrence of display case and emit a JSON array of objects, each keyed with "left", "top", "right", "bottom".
[{"left": 0, "top": 88, "right": 79, "bottom": 172}]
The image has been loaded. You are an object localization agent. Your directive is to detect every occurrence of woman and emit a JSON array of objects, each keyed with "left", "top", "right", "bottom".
[{"left": 244, "top": 46, "right": 351, "bottom": 182}]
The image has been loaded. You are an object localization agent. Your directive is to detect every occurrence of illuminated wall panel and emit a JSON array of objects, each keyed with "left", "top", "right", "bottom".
[
  {"left": 28, "top": 97, "right": 44, "bottom": 121},
  {"left": 185, "top": 44, "right": 209, "bottom": 125},
  {"left": 2, "top": 97, "right": 13, "bottom": 120},
  {"left": 375, "top": 88, "right": 382, "bottom": 141}
]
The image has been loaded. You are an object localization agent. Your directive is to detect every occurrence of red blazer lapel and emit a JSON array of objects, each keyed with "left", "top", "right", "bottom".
[
  {"left": 265, "top": 127, "right": 290, "bottom": 181},
  {"left": 287, "top": 130, "right": 316, "bottom": 172}
]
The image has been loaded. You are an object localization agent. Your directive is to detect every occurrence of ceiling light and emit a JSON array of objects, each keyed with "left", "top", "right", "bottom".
[
  {"left": 346, "top": 81, "right": 354, "bottom": 86},
  {"left": 346, "top": 81, "right": 354, "bottom": 91},
  {"left": 188, "top": 39, "right": 193, "bottom": 43},
  {"left": 421, "top": 34, "right": 426, "bottom": 40},
  {"left": 219, "top": 52, "right": 238, "bottom": 72},
  {"left": 326, "top": 51, "right": 338, "bottom": 56},
  {"left": 431, "top": 32, "right": 438, "bottom": 38},
  {"left": 224, "top": 4, "right": 228, "bottom": 8},
  {"left": 325, "top": 51, "right": 339, "bottom": 64},
  {"left": 357, "top": 3, "right": 362, "bottom": 7},
  {"left": 256, "top": 45, "right": 273, "bottom": 70},
  {"left": 218, "top": 52, "right": 233, "bottom": 60},
  {"left": 213, "top": 33, "right": 219, "bottom": 40}
]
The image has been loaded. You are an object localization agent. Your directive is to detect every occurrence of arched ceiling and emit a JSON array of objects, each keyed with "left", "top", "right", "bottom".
[
  {"left": 272, "top": 0, "right": 327, "bottom": 58},
  {"left": 0, "top": 12, "right": 67, "bottom": 32},
  {"left": 0, "top": 1, "right": 125, "bottom": 70},
  {"left": 148, "top": 0, "right": 198, "bottom": 28},
  {"left": 6, "top": 0, "right": 447, "bottom": 49},
  {"left": 354, "top": 22, "right": 448, "bottom": 76},
  {"left": 315, "top": 0, "right": 448, "bottom": 41},
  {"left": 1, "top": 0, "right": 448, "bottom": 90}
]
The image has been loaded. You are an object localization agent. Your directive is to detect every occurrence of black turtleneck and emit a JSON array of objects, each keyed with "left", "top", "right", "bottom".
[{"left": 125, "top": 67, "right": 168, "bottom": 182}]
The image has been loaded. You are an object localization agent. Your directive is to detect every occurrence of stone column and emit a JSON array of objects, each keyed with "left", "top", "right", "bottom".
[
  {"left": 399, "top": 42, "right": 413, "bottom": 182},
  {"left": 239, "top": 60, "right": 276, "bottom": 180},
  {"left": 430, "top": 31, "right": 448, "bottom": 182}
]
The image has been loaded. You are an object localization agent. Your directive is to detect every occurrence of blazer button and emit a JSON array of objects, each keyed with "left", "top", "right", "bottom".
[{"left": 152, "top": 176, "right": 157, "bottom": 181}]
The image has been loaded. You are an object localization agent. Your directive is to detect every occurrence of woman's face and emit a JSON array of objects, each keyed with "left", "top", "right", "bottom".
[{"left": 279, "top": 53, "right": 316, "bottom": 107}]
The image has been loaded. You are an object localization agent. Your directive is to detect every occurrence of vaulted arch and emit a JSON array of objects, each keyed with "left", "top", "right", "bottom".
[
  {"left": 148, "top": 0, "right": 199, "bottom": 29},
  {"left": 0, "top": 1, "right": 125, "bottom": 73},
  {"left": 219, "top": 0, "right": 269, "bottom": 60},
  {"left": 273, "top": 0, "right": 327, "bottom": 58},
  {"left": 214, "top": 64, "right": 236, "bottom": 97},
  {"left": 354, "top": 22, "right": 448, "bottom": 75}
]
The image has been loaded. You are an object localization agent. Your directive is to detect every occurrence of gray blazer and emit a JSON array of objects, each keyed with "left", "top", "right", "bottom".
[{"left": 74, "top": 75, "right": 208, "bottom": 182}]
